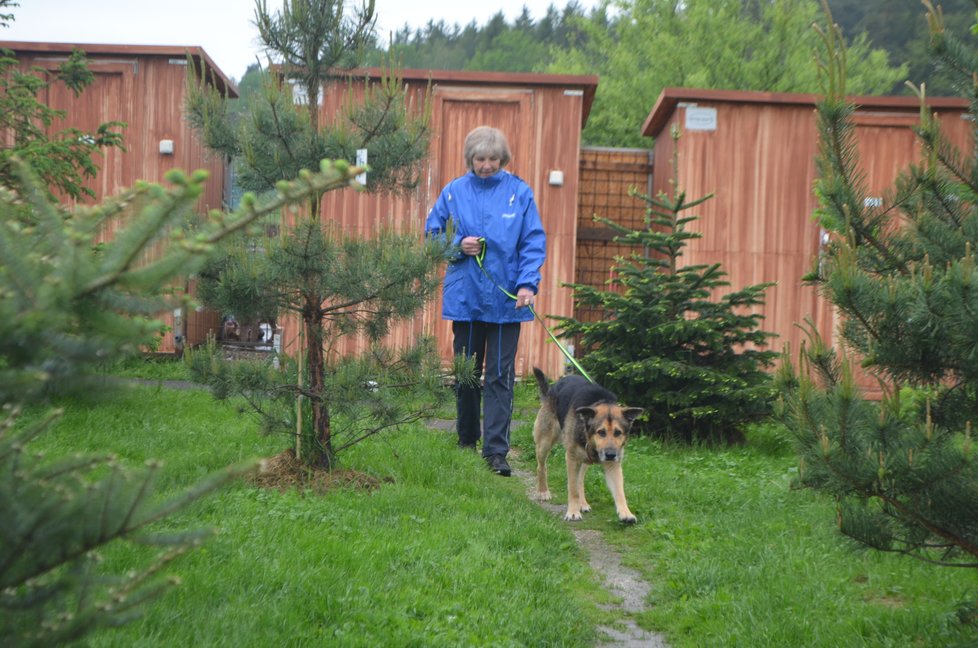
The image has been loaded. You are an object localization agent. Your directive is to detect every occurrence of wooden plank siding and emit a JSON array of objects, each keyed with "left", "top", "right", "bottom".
[
  {"left": 275, "top": 68, "right": 598, "bottom": 379},
  {"left": 642, "top": 88, "right": 972, "bottom": 395},
  {"left": 1, "top": 41, "right": 236, "bottom": 354}
]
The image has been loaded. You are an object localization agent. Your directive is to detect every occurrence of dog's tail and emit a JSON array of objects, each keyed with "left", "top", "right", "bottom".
[{"left": 532, "top": 366, "right": 549, "bottom": 399}]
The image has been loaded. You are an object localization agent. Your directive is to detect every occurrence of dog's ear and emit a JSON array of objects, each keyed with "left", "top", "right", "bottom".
[
  {"left": 622, "top": 407, "right": 644, "bottom": 423},
  {"left": 575, "top": 406, "right": 597, "bottom": 425}
]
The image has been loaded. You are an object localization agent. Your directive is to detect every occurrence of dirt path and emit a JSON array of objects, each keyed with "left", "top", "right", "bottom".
[
  {"left": 428, "top": 418, "right": 667, "bottom": 647},
  {"left": 511, "top": 465, "right": 669, "bottom": 648}
]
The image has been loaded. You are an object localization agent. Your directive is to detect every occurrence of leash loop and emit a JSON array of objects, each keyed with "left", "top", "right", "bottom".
[{"left": 474, "top": 237, "right": 594, "bottom": 383}]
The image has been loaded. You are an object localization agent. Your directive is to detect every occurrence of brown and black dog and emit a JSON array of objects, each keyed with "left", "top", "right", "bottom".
[{"left": 532, "top": 368, "right": 643, "bottom": 523}]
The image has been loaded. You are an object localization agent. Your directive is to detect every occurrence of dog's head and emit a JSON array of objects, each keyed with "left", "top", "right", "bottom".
[{"left": 576, "top": 404, "right": 644, "bottom": 462}]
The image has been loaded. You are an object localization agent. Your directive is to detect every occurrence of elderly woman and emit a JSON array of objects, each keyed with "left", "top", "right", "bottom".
[{"left": 425, "top": 126, "right": 547, "bottom": 476}]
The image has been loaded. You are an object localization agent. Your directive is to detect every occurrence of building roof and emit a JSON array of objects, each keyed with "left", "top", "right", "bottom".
[
  {"left": 642, "top": 86, "right": 969, "bottom": 139},
  {"left": 0, "top": 40, "right": 238, "bottom": 97},
  {"left": 337, "top": 67, "right": 600, "bottom": 127}
]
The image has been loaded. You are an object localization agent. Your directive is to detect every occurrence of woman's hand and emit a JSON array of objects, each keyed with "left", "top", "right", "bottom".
[
  {"left": 515, "top": 287, "right": 536, "bottom": 309},
  {"left": 460, "top": 236, "right": 483, "bottom": 256}
]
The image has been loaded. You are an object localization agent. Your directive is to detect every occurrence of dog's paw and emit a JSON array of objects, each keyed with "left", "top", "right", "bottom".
[
  {"left": 580, "top": 502, "right": 591, "bottom": 513},
  {"left": 563, "top": 510, "right": 584, "bottom": 522},
  {"left": 536, "top": 489, "right": 552, "bottom": 501},
  {"left": 618, "top": 513, "right": 637, "bottom": 524}
]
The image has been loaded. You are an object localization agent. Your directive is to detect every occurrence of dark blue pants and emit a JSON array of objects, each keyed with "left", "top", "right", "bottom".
[{"left": 452, "top": 321, "right": 521, "bottom": 457}]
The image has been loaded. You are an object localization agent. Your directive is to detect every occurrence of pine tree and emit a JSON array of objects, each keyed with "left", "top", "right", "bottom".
[
  {"left": 775, "top": 1, "right": 978, "bottom": 600},
  {"left": 1, "top": 5, "right": 365, "bottom": 636},
  {"left": 375, "top": 4, "right": 593, "bottom": 73},
  {"left": 0, "top": 157, "right": 362, "bottom": 644},
  {"left": 556, "top": 129, "right": 778, "bottom": 442},
  {"left": 185, "top": 0, "right": 448, "bottom": 469},
  {"left": 0, "top": 405, "right": 253, "bottom": 646}
]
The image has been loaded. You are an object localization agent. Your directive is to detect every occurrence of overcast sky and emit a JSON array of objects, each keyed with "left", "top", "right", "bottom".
[{"left": 2, "top": 0, "right": 600, "bottom": 81}]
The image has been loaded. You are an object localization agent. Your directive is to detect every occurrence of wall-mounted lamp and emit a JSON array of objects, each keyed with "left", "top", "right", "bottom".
[{"left": 159, "top": 139, "right": 175, "bottom": 155}]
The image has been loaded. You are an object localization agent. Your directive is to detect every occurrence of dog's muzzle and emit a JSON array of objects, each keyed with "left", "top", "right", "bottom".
[{"left": 597, "top": 448, "right": 619, "bottom": 462}]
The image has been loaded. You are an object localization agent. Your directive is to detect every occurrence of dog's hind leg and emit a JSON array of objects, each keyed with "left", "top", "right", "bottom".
[
  {"left": 564, "top": 457, "right": 589, "bottom": 521},
  {"left": 602, "top": 461, "right": 637, "bottom": 524},
  {"left": 532, "top": 411, "right": 559, "bottom": 501}
]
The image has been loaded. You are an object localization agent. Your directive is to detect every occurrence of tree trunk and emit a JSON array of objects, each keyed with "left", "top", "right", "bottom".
[{"left": 304, "top": 302, "right": 333, "bottom": 468}]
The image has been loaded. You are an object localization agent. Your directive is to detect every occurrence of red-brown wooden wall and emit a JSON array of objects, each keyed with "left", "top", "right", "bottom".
[
  {"left": 17, "top": 42, "right": 969, "bottom": 392},
  {"left": 277, "top": 68, "right": 599, "bottom": 379},
  {"left": 641, "top": 88, "right": 972, "bottom": 394},
  {"left": 1, "top": 41, "right": 236, "bottom": 353}
]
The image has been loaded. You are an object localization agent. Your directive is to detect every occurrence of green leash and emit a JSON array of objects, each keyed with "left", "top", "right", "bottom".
[{"left": 475, "top": 238, "right": 594, "bottom": 383}]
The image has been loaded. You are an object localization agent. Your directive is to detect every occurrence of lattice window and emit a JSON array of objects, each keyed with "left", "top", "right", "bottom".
[{"left": 574, "top": 147, "right": 653, "bottom": 324}]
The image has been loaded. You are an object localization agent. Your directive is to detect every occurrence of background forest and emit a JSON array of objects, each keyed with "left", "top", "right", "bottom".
[
  {"left": 373, "top": 0, "right": 972, "bottom": 83},
  {"left": 285, "top": 0, "right": 973, "bottom": 148}
]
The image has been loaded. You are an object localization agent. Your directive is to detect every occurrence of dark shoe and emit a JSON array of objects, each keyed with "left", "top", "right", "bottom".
[
  {"left": 458, "top": 441, "right": 477, "bottom": 451},
  {"left": 486, "top": 454, "right": 511, "bottom": 477}
]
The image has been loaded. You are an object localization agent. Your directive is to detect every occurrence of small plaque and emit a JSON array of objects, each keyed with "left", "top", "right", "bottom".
[{"left": 685, "top": 106, "right": 717, "bottom": 131}]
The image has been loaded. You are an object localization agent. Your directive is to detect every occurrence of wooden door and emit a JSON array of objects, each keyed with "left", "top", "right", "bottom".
[
  {"left": 428, "top": 86, "right": 536, "bottom": 366},
  {"left": 41, "top": 62, "right": 134, "bottom": 215}
]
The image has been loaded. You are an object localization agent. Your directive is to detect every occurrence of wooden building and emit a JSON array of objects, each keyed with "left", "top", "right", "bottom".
[
  {"left": 1, "top": 41, "right": 237, "bottom": 353},
  {"left": 279, "top": 68, "right": 599, "bottom": 379},
  {"left": 640, "top": 87, "right": 971, "bottom": 389},
  {"left": 12, "top": 39, "right": 971, "bottom": 390}
]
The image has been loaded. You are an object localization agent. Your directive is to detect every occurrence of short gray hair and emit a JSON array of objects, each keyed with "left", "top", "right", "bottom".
[{"left": 463, "top": 126, "right": 512, "bottom": 170}]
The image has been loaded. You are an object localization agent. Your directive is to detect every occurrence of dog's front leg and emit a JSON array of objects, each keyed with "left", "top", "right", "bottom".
[
  {"left": 577, "top": 463, "right": 591, "bottom": 514},
  {"left": 564, "top": 455, "right": 589, "bottom": 521},
  {"left": 602, "top": 461, "right": 636, "bottom": 524},
  {"left": 533, "top": 418, "right": 558, "bottom": 501}
]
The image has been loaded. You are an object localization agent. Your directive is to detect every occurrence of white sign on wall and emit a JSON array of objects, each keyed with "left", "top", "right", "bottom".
[
  {"left": 685, "top": 106, "right": 718, "bottom": 131},
  {"left": 356, "top": 149, "right": 368, "bottom": 185}
]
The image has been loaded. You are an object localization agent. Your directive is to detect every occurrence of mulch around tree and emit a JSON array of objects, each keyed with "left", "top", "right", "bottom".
[{"left": 250, "top": 448, "right": 390, "bottom": 494}]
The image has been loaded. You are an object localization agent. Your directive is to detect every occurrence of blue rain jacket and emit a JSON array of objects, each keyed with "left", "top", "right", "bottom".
[{"left": 425, "top": 170, "right": 546, "bottom": 324}]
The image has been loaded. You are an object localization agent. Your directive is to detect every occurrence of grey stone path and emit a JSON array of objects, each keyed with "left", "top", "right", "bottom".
[{"left": 512, "top": 468, "right": 669, "bottom": 648}]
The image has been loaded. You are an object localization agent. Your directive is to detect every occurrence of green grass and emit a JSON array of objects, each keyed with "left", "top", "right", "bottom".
[
  {"left": 27, "top": 383, "right": 599, "bottom": 647},
  {"left": 511, "top": 417, "right": 978, "bottom": 647},
  {"left": 95, "top": 354, "right": 194, "bottom": 381},
  {"left": 23, "top": 374, "right": 978, "bottom": 647}
]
